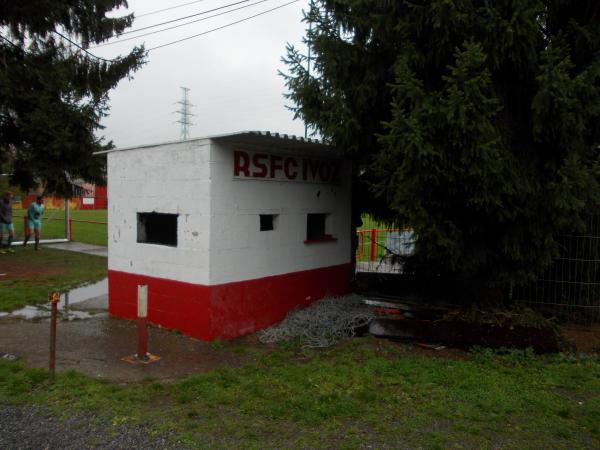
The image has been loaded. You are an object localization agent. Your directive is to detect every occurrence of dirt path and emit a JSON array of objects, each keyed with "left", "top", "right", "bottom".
[
  {"left": 0, "top": 315, "right": 271, "bottom": 383},
  {"left": 0, "top": 258, "right": 66, "bottom": 280}
]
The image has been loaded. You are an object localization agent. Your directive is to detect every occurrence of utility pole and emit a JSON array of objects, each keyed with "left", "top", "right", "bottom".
[
  {"left": 175, "top": 86, "right": 195, "bottom": 140},
  {"left": 305, "top": 21, "right": 312, "bottom": 139}
]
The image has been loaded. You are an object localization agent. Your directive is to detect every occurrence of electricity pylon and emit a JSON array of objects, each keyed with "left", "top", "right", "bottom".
[{"left": 174, "top": 86, "right": 195, "bottom": 140}]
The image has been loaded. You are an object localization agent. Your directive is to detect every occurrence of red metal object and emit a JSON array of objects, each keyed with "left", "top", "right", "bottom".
[
  {"left": 121, "top": 284, "right": 161, "bottom": 365},
  {"left": 370, "top": 228, "right": 377, "bottom": 261},
  {"left": 137, "top": 317, "right": 148, "bottom": 359},
  {"left": 69, "top": 219, "right": 107, "bottom": 225},
  {"left": 108, "top": 263, "right": 352, "bottom": 341},
  {"left": 22, "top": 215, "right": 67, "bottom": 223},
  {"left": 67, "top": 219, "right": 107, "bottom": 242},
  {"left": 373, "top": 307, "right": 405, "bottom": 316},
  {"left": 356, "top": 227, "right": 413, "bottom": 261},
  {"left": 48, "top": 292, "right": 60, "bottom": 381}
]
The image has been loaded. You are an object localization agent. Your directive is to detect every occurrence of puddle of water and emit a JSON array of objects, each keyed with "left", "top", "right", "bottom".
[
  {"left": 7, "top": 306, "right": 43, "bottom": 320},
  {"left": 2, "top": 278, "right": 108, "bottom": 321},
  {"left": 5, "top": 305, "right": 101, "bottom": 321},
  {"left": 60, "top": 278, "right": 107, "bottom": 307}
]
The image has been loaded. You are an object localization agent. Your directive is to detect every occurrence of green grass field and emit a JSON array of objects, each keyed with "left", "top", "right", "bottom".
[
  {"left": 0, "top": 246, "right": 106, "bottom": 311},
  {"left": 11, "top": 208, "right": 107, "bottom": 246},
  {"left": 0, "top": 340, "right": 598, "bottom": 448}
]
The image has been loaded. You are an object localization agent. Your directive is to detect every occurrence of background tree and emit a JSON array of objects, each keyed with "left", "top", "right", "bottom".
[
  {"left": 0, "top": 0, "right": 145, "bottom": 195},
  {"left": 283, "top": 0, "right": 600, "bottom": 301}
]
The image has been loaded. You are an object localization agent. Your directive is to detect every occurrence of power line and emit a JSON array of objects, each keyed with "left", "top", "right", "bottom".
[
  {"left": 119, "top": 0, "right": 254, "bottom": 37},
  {"left": 147, "top": 0, "right": 299, "bottom": 52},
  {"left": 93, "top": 0, "right": 271, "bottom": 48},
  {"left": 1, "top": 31, "right": 117, "bottom": 63},
  {"left": 0, "top": 33, "right": 22, "bottom": 51},
  {"left": 136, "top": 0, "right": 211, "bottom": 18},
  {"left": 52, "top": 31, "right": 118, "bottom": 62}
]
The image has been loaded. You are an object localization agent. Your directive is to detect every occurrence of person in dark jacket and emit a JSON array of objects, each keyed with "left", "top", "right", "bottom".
[{"left": 0, "top": 191, "right": 14, "bottom": 252}]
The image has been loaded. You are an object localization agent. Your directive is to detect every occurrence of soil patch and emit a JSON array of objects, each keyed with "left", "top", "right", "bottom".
[
  {"left": 561, "top": 323, "right": 600, "bottom": 354},
  {"left": 0, "top": 317, "right": 272, "bottom": 383},
  {"left": 1, "top": 311, "right": 596, "bottom": 384},
  {"left": 370, "top": 317, "right": 561, "bottom": 353},
  {"left": 0, "top": 259, "right": 66, "bottom": 280},
  {"left": 399, "top": 342, "right": 470, "bottom": 360}
]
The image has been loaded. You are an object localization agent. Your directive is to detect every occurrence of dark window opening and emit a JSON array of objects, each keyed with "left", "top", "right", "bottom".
[
  {"left": 260, "top": 214, "right": 276, "bottom": 231},
  {"left": 137, "top": 212, "right": 178, "bottom": 247},
  {"left": 306, "top": 213, "right": 327, "bottom": 241}
]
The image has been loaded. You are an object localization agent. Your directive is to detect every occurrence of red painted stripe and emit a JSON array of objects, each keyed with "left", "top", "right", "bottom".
[
  {"left": 109, "top": 271, "right": 211, "bottom": 340},
  {"left": 108, "top": 263, "right": 351, "bottom": 341}
]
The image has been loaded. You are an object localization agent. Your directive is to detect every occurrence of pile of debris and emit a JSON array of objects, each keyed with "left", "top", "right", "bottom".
[
  {"left": 260, "top": 295, "right": 562, "bottom": 353},
  {"left": 258, "top": 295, "right": 374, "bottom": 348}
]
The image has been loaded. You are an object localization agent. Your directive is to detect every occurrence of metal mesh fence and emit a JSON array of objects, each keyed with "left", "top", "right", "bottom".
[
  {"left": 515, "top": 215, "right": 600, "bottom": 324},
  {"left": 355, "top": 216, "right": 414, "bottom": 273},
  {"left": 355, "top": 214, "right": 600, "bottom": 324}
]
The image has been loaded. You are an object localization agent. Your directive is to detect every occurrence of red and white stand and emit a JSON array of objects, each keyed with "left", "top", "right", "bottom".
[{"left": 122, "top": 285, "right": 160, "bottom": 365}]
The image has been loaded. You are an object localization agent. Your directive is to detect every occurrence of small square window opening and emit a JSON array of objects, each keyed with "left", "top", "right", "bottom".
[
  {"left": 137, "top": 212, "right": 178, "bottom": 247},
  {"left": 306, "top": 213, "right": 328, "bottom": 241},
  {"left": 260, "top": 214, "right": 276, "bottom": 231}
]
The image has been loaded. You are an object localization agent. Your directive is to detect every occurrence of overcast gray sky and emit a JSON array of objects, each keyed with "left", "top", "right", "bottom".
[{"left": 94, "top": 0, "right": 310, "bottom": 149}]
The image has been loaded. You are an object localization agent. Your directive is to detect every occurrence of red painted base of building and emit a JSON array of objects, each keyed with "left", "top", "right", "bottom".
[{"left": 108, "top": 263, "right": 352, "bottom": 340}]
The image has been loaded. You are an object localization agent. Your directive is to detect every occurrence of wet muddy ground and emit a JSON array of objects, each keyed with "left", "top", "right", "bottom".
[
  {"left": 0, "top": 311, "right": 269, "bottom": 383},
  {"left": 1, "top": 277, "right": 598, "bottom": 383},
  {"left": 2, "top": 306, "right": 597, "bottom": 384},
  {"left": 0, "top": 278, "right": 271, "bottom": 382}
]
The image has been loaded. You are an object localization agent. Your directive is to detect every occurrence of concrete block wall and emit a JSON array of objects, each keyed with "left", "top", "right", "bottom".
[
  {"left": 208, "top": 141, "right": 352, "bottom": 285},
  {"left": 108, "top": 137, "right": 351, "bottom": 287},
  {"left": 107, "top": 140, "right": 212, "bottom": 285}
]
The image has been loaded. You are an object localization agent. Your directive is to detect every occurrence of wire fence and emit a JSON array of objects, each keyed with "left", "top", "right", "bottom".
[
  {"left": 355, "top": 216, "right": 414, "bottom": 274},
  {"left": 514, "top": 215, "right": 600, "bottom": 324},
  {"left": 356, "top": 214, "right": 600, "bottom": 324}
]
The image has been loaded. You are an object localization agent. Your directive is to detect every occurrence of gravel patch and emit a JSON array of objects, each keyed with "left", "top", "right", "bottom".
[{"left": 0, "top": 404, "right": 189, "bottom": 449}]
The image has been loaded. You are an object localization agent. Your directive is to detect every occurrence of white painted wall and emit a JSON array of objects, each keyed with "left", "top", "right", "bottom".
[
  {"left": 208, "top": 141, "right": 352, "bottom": 285},
  {"left": 107, "top": 139, "right": 212, "bottom": 285},
  {"left": 107, "top": 135, "right": 352, "bottom": 286}
]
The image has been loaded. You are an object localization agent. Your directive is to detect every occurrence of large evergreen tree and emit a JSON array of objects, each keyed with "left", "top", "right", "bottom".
[
  {"left": 283, "top": 0, "right": 600, "bottom": 298},
  {"left": 0, "top": 0, "right": 145, "bottom": 195}
]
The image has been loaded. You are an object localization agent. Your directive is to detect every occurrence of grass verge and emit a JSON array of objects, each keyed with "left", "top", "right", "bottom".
[
  {"left": 0, "top": 339, "right": 598, "bottom": 449},
  {"left": 0, "top": 246, "right": 106, "bottom": 311}
]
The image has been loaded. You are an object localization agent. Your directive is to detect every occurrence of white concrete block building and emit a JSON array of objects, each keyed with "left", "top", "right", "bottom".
[{"left": 101, "top": 131, "right": 352, "bottom": 340}]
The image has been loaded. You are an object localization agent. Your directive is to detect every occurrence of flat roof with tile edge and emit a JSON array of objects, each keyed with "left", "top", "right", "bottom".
[{"left": 94, "top": 131, "right": 331, "bottom": 156}]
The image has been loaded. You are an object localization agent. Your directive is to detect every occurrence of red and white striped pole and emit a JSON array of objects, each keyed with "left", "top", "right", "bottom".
[{"left": 136, "top": 285, "right": 148, "bottom": 361}]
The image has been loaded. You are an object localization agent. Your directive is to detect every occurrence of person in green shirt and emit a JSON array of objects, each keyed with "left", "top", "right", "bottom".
[{"left": 23, "top": 195, "right": 45, "bottom": 250}]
